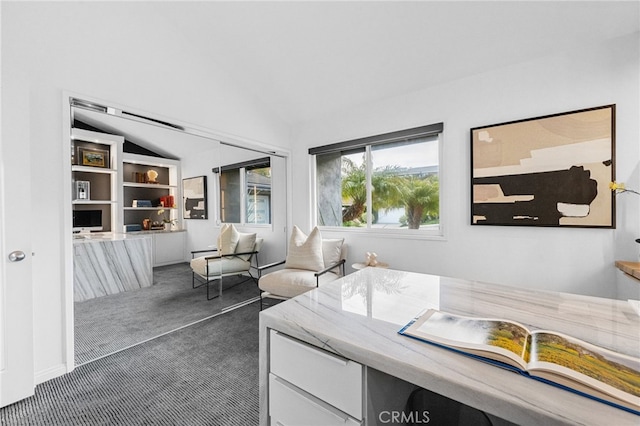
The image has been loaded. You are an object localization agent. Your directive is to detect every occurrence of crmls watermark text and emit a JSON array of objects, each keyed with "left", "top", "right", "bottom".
[{"left": 379, "top": 410, "right": 430, "bottom": 424}]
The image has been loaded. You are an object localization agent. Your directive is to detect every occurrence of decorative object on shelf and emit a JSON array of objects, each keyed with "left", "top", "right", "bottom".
[
  {"left": 74, "top": 181, "right": 90, "bottom": 200},
  {"left": 124, "top": 224, "right": 142, "bottom": 232},
  {"left": 132, "top": 200, "right": 153, "bottom": 208},
  {"left": 79, "top": 147, "right": 109, "bottom": 168},
  {"left": 157, "top": 208, "right": 177, "bottom": 230},
  {"left": 146, "top": 169, "right": 159, "bottom": 184},
  {"left": 160, "top": 195, "right": 175, "bottom": 208},
  {"left": 132, "top": 172, "right": 147, "bottom": 183},
  {"left": 182, "top": 176, "right": 208, "bottom": 219},
  {"left": 471, "top": 104, "right": 615, "bottom": 228},
  {"left": 142, "top": 218, "right": 151, "bottom": 230}
]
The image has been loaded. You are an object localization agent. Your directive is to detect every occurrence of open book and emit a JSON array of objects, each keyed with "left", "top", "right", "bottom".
[{"left": 399, "top": 309, "right": 640, "bottom": 415}]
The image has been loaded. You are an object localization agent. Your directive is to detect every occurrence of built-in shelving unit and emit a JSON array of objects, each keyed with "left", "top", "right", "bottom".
[
  {"left": 122, "top": 153, "right": 185, "bottom": 266},
  {"left": 122, "top": 153, "right": 180, "bottom": 230},
  {"left": 70, "top": 129, "right": 185, "bottom": 265},
  {"left": 71, "top": 128, "right": 124, "bottom": 233}
]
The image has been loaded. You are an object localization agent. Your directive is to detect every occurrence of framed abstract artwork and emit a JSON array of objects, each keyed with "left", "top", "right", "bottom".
[
  {"left": 471, "top": 105, "right": 615, "bottom": 228},
  {"left": 182, "top": 176, "right": 208, "bottom": 219}
]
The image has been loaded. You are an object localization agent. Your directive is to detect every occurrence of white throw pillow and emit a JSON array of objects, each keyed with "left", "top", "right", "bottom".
[
  {"left": 322, "top": 238, "right": 344, "bottom": 269},
  {"left": 285, "top": 226, "right": 324, "bottom": 271},
  {"left": 217, "top": 224, "right": 239, "bottom": 255},
  {"left": 235, "top": 232, "right": 257, "bottom": 261}
]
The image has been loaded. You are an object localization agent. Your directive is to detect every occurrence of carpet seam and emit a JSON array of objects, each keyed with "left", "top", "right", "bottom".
[{"left": 76, "top": 296, "right": 259, "bottom": 368}]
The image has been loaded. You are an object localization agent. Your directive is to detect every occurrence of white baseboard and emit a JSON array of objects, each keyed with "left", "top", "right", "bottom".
[{"left": 35, "top": 363, "right": 68, "bottom": 384}]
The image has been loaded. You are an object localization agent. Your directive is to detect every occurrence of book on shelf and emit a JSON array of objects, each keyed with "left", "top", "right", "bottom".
[{"left": 398, "top": 309, "right": 640, "bottom": 415}]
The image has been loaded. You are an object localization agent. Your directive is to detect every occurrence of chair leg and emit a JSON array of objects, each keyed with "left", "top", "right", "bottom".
[{"left": 206, "top": 278, "right": 221, "bottom": 300}]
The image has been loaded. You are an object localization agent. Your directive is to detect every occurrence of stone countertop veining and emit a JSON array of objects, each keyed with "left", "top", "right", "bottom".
[
  {"left": 72, "top": 233, "right": 153, "bottom": 302},
  {"left": 72, "top": 231, "right": 184, "bottom": 243},
  {"left": 259, "top": 268, "right": 640, "bottom": 426},
  {"left": 72, "top": 232, "right": 151, "bottom": 243}
]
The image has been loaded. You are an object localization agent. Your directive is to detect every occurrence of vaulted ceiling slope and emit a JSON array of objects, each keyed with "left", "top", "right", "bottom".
[
  {"left": 153, "top": 1, "right": 639, "bottom": 125},
  {"left": 65, "top": 1, "right": 639, "bottom": 157}
]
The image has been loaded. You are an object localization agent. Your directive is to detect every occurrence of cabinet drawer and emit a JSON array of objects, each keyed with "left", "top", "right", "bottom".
[
  {"left": 269, "top": 373, "right": 362, "bottom": 426},
  {"left": 269, "top": 330, "right": 362, "bottom": 419}
]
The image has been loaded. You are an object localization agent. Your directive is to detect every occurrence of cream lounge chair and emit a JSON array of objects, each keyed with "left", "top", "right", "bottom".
[
  {"left": 258, "top": 226, "right": 346, "bottom": 309},
  {"left": 190, "top": 224, "right": 262, "bottom": 300}
]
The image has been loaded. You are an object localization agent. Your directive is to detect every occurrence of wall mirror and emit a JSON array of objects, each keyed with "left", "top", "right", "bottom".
[
  {"left": 69, "top": 98, "right": 289, "bottom": 265},
  {"left": 67, "top": 97, "right": 289, "bottom": 366}
]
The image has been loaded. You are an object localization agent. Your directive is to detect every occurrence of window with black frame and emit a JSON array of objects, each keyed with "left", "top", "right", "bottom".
[{"left": 310, "top": 124, "right": 442, "bottom": 233}]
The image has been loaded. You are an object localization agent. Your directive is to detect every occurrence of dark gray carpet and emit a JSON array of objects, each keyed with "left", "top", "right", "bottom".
[
  {"left": 0, "top": 302, "right": 260, "bottom": 426},
  {"left": 75, "top": 263, "right": 259, "bottom": 364}
]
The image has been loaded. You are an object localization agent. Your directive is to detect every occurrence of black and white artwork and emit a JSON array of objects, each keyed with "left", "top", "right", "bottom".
[
  {"left": 182, "top": 176, "right": 208, "bottom": 219},
  {"left": 471, "top": 105, "right": 615, "bottom": 228}
]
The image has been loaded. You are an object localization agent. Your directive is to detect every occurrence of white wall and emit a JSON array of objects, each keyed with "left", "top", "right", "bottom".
[
  {"left": 292, "top": 33, "right": 640, "bottom": 300},
  {"left": 2, "top": 3, "right": 290, "bottom": 381}
]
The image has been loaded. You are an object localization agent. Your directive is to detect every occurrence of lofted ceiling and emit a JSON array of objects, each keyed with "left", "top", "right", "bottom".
[
  {"left": 72, "top": 1, "right": 639, "bottom": 156},
  {"left": 155, "top": 1, "right": 640, "bottom": 125}
]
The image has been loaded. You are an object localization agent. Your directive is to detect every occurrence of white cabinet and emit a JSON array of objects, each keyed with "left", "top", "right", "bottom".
[
  {"left": 269, "top": 374, "right": 362, "bottom": 426},
  {"left": 153, "top": 231, "right": 185, "bottom": 266},
  {"left": 268, "top": 330, "right": 363, "bottom": 425}
]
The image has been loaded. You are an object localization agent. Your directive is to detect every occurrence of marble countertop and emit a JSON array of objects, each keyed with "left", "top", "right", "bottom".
[
  {"left": 72, "top": 232, "right": 152, "bottom": 243},
  {"left": 72, "top": 230, "right": 185, "bottom": 243},
  {"left": 125, "top": 229, "right": 186, "bottom": 235},
  {"left": 259, "top": 268, "right": 640, "bottom": 425}
]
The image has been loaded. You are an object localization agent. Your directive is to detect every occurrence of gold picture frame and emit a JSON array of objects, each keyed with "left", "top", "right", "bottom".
[{"left": 79, "top": 148, "right": 109, "bottom": 168}]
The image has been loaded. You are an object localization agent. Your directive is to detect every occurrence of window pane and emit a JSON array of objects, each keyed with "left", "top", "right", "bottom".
[
  {"left": 220, "top": 169, "right": 241, "bottom": 223},
  {"left": 314, "top": 130, "right": 440, "bottom": 233},
  {"left": 371, "top": 137, "right": 439, "bottom": 230},
  {"left": 246, "top": 166, "right": 271, "bottom": 224},
  {"left": 316, "top": 148, "right": 367, "bottom": 227}
]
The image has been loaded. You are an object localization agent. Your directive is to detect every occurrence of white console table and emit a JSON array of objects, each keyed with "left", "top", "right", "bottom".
[{"left": 259, "top": 268, "right": 640, "bottom": 425}]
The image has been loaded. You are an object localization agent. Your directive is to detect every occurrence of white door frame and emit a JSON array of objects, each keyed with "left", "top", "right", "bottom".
[{"left": 61, "top": 93, "right": 75, "bottom": 373}]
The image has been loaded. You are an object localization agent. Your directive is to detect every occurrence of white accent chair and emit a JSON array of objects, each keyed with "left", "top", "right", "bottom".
[
  {"left": 258, "top": 226, "right": 346, "bottom": 309},
  {"left": 190, "top": 225, "right": 262, "bottom": 300}
]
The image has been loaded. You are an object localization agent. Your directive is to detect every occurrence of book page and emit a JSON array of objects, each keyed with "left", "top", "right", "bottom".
[
  {"left": 528, "top": 331, "right": 640, "bottom": 410},
  {"left": 404, "top": 310, "right": 531, "bottom": 369}
]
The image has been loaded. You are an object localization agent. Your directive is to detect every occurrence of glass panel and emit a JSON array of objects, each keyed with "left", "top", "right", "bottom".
[
  {"left": 220, "top": 169, "right": 241, "bottom": 223},
  {"left": 316, "top": 148, "right": 367, "bottom": 227},
  {"left": 246, "top": 166, "right": 271, "bottom": 224},
  {"left": 370, "top": 137, "right": 439, "bottom": 230}
]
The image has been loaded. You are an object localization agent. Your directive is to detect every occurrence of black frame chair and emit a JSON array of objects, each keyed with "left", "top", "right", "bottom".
[
  {"left": 256, "top": 258, "right": 346, "bottom": 310},
  {"left": 191, "top": 245, "right": 261, "bottom": 300}
]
